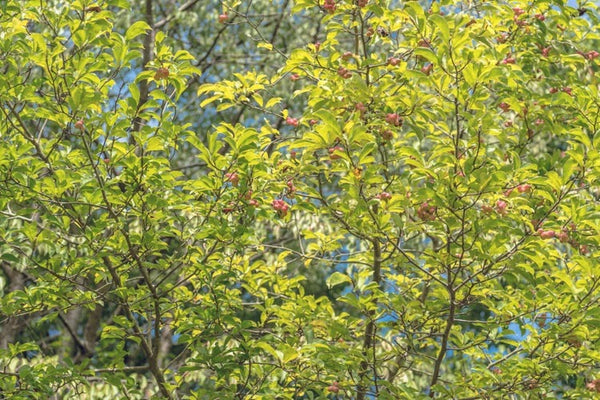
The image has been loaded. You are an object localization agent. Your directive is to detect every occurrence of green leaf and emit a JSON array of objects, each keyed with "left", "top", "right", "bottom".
[
  {"left": 125, "top": 21, "right": 151, "bottom": 41},
  {"left": 326, "top": 271, "right": 352, "bottom": 289},
  {"left": 430, "top": 14, "right": 450, "bottom": 42},
  {"left": 413, "top": 47, "right": 438, "bottom": 64}
]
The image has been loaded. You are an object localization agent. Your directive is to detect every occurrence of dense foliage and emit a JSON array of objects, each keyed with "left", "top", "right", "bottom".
[{"left": 1, "top": 0, "right": 600, "bottom": 398}]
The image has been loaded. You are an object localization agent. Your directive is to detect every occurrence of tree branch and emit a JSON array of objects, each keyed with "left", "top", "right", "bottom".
[
  {"left": 153, "top": 0, "right": 202, "bottom": 30},
  {"left": 356, "top": 238, "right": 382, "bottom": 400}
]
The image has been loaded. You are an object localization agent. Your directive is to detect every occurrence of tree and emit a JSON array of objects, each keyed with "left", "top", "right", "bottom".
[{"left": 1, "top": 0, "right": 600, "bottom": 399}]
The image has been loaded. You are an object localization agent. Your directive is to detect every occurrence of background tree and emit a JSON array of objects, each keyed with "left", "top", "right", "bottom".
[{"left": 1, "top": 0, "right": 600, "bottom": 399}]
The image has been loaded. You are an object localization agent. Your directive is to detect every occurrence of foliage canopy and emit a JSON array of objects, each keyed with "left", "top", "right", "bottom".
[{"left": 1, "top": 0, "right": 600, "bottom": 399}]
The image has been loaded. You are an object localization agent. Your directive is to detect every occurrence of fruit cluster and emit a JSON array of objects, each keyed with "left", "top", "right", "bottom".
[
  {"left": 417, "top": 201, "right": 437, "bottom": 221},
  {"left": 272, "top": 199, "right": 290, "bottom": 216}
]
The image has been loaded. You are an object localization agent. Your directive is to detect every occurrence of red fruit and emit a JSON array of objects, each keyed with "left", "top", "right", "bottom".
[
  {"left": 329, "top": 146, "right": 344, "bottom": 159},
  {"left": 290, "top": 150, "right": 297, "bottom": 159},
  {"left": 497, "top": 32, "right": 509, "bottom": 43},
  {"left": 512, "top": 7, "right": 525, "bottom": 17},
  {"left": 337, "top": 67, "right": 351, "bottom": 79},
  {"left": 154, "top": 67, "right": 169, "bottom": 80},
  {"left": 223, "top": 204, "right": 235, "bottom": 213},
  {"left": 502, "top": 56, "right": 516, "bottom": 64},
  {"left": 341, "top": 51, "right": 354, "bottom": 60},
  {"left": 218, "top": 13, "right": 228, "bottom": 23},
  {"left": 517, "top": 184, "right": 532, "bottom": 193},
  {"left": 327, "top": 384, "right": 340, "bottom": 393},
  {"left": 538, "top": 229, "right": 555, "bottom": 239},
  {"left": 272, "top": 199, "right": 289, "bottom": 216},
  {"left": 103, "top": 158, "right": 110, "bottom": 164},
  {"left": 421, "top": 63, "right": 433, "bottom": 75},
  {"left": 417, "top": 201, "right": 437, "bottom": 221},
  {"left": 385, "top": 113, "right": 402, "bottom": 126},
  {"left": 249, "top": 199, "right": 259, "bottom": 207},
  {"left": 74, "top": 119, "right": 84, "bottom": 130},
  {"left": 496, "top": 200, "right": 508, "bottom": 215},
  {"left": 549, "top": 87, "right": 558, "bottom": 94},
  {"left": 357, "top": 0, "right": 368, "bottom": 7},
  {"left": 323, "top": 0, "right": 336, "bottom": 13},
  {"left": 557, "top": 230, "right": 569, "bottom": 243},
  {"left": 290, "top": 73, "right": 300, "bottom": 81},
  {"left": 587, "top": 379, "right": 600, "bottom": 393},
  {"left": 534, "top": 118, "right": 543, "bottom": 126},
  {"left": 482, "top": 204, "right": 494, "bottom": 214},
  {"left": 286, "top": 180, "right": 297, "bottom": 196},
  {"left": 504, "top": 121, "right": 513, "bottom": 127},
  {"left": 587, "top": 51, "right": 600, "bottom": 60},
  {"left": 535, "top": 13, "right": 545, "bottom": 21},
  {"left": 314, "top": 42, "right": 321, "bottom": 51},
  {"left": 387, "top": 57, "right": 400, "bottom": 66},
  {"left": 418, "top": 39, "right": 431, "bottom": 48},
  {"left": 309, "top": 119, "right": 318, "bottom": 125},
  {"left": 541, "top": 47, "right": 550, "bottom": 57},
  {"left": 499, "top": 102, "right": 511, "bottom": 112},
  {"left": 579, "top": 244, "right": 590, "bottom": 255},
  {"left": 562, "top": 87, "right": 573, "bottom": 96},
  {"left": 355, "top": 102, "right": 367, "bottom": 114},
  {"left": 225, "top": 172, "right": 240, "bottom": 186},
  {"left": 376, "top": 192, "right": 392, "bottom": 201},
  {"left": 514, "top": 18, "right": 527, "bottom": 27},
  {"left": 380, "top": 129, "right": 393, "bottom": 141},
  {"left": 286, "top": 117, "right": 299, "bottom": 127}
]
